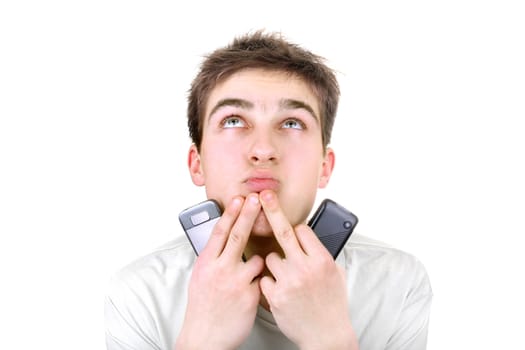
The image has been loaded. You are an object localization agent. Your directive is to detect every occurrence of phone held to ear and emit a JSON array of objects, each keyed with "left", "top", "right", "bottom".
[{"left": 179, "top": 198, "right": 358, "bottom": 258}]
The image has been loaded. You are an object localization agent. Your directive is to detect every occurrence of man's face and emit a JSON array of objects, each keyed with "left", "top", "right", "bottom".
[{"left": 188, "top": 68, "right": 334, "bottom": 237}]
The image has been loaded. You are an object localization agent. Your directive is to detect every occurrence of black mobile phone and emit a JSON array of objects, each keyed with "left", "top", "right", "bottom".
[
  {"left": 178, "top": 199, "right": 222, "bottom": 255},
  {"left": 307, "top": 199, "right": 358, "bottom": 259}
]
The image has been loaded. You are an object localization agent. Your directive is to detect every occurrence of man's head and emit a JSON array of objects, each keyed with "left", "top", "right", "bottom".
[
  {"left": 186, "top": 31, "right": 341, "bottom": 236},
  {"left": 187, "top": 31, "right": 340, "bottom": 152}
]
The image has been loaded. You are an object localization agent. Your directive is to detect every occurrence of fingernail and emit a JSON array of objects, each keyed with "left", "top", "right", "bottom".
[
  {"left": 260, "top": 190, "right": 274, "bottom": 202},
  {"left": 232, "top": 197, "right": 243, "bottom": 207},
  {"left": 248, "top": 193, "right": 260, "bottom": 205}
]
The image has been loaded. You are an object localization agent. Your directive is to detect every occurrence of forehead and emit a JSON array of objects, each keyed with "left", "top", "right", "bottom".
[{"left": 204, "top": 68, "right": 320, "bottom": 117}]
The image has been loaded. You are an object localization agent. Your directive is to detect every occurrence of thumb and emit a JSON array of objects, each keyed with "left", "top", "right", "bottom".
[{"left": 259, "top": 275, "right": 275, "bottom": 300}]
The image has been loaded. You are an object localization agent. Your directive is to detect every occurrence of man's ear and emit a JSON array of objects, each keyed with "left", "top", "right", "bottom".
[
  {"left": 318, "top": 147, "right": 335, "bottom": 189},
  {"left": 188, "top": 144, "right": 205, "bottom": 186}
]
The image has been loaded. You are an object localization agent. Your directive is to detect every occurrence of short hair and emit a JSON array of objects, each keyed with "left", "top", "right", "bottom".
[{"left": 187, "top": 31, "right": 340, "bottom": 151}]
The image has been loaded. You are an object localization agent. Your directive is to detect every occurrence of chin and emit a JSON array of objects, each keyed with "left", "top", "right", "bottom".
[{"left": 249, "top": 212, "right": 275, "bottom": 237}]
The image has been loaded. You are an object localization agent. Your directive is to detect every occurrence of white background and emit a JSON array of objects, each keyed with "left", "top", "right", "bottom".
[{"left": 1, "top": 1, "right": 524, "bottom": 349}]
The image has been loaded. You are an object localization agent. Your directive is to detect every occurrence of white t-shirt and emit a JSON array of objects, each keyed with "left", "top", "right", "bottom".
[{"left": 105, "top": 233, "right": 432, "bottom": 349}]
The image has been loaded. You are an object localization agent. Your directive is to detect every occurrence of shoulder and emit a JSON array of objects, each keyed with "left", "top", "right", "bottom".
[
  {"left": 341, "top": 233, "right": 432, "bottom": 294},
  {"left": 342, "top": 235, "right": 433, "bottom": 348},
  {"left": 108, "top": 235, "right": 196, "bottom": 295},
  {"left": 105, "top": 236, "right": 194, "bottom": 348},
  {"left": 343, "top": 234, "right": 427, "bottom": 270}
]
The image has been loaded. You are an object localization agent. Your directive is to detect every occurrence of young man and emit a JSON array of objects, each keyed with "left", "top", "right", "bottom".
[{"left": 105, "top": 31, "right": 432, "bottom": 350}]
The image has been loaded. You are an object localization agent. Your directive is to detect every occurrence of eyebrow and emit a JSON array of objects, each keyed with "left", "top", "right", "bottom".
[
  {"left": 279, "top": 98, "right": 319, "bottom": 123},
  {"left": 208, "top": 98, "right": 254, "bottom": 122},
  {"left": 208, "top": 98, "right": 319, "bottom": 123}
]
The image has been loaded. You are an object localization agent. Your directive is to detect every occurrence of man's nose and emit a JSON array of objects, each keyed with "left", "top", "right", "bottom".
[{"left": 248, "top": 131, "right": 278, "bottom": 164}]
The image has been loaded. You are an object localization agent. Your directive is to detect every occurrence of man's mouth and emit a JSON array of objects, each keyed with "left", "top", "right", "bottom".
[{"left": 244, "top": 177, "right": 280, "bottom": 193}]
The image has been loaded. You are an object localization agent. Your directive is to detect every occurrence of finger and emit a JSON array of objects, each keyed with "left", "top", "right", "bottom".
[
  {"left": 259, "top": 190, "right": 302, "bottom": 259},
  {"left": 259, "top": 275, "right": 276, "bottom": 302},
  {"left": 265, "top": 252, "right": 285, "bottom": 280},
  {"left": 222, "top": 193, "right": 261, "bottom": 260},
  {"left": 243, "top": 254, "right": 265, "bottom": 281},
  {"left": 294, "top": 224, "right": 331, "bottom": 257},
  {"left": 200, "top": 196, "right": 243, "bottom": 259}
]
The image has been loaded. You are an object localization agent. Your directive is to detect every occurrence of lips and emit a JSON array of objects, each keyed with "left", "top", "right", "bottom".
[{"left": 244, "top": 177, "right": 280, "bottom": 193}]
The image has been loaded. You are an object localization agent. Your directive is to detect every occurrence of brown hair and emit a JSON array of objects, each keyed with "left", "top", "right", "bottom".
[{"left": 187, "top": 31, "right": 340, "bottom": 151}]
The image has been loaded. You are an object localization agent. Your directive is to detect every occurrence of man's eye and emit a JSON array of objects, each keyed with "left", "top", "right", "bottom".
[
  {"left": 222, "top": 116, "right": 245, "bottom": 128},
  {"left": 282, "top": 119, "right": 305, "bottom": 130}
]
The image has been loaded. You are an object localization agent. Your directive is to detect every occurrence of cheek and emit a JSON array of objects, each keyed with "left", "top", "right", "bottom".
[
  {"left": 201, "top": 136, "right": 241, "bottom": 167},
  {"left": 285, "top": 147, "right": 325, "bottom": 179},
  {"left": 200, "top": 141, "right": 244, "bottom": 199},
  {"left": 279, "top": 162, "right": 324, "bottom": 222},
  {"left": 202, "top": 150, "right": 241, "bottom": 176}
]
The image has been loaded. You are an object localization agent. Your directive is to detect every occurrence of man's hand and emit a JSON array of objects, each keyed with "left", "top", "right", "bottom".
[
  {"left": 259, "top": 190, "right": 359, "bottom": 350},
  {"left": 176, "top": 194, "right": 265, "bottom": 350}
]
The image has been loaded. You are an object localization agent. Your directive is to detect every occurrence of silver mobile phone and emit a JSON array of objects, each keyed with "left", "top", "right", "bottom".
[
  {"left": 178, "top": 199, "right": 222, "bottom": 255},
  {"left": 307, "top": 199, "right": 358, "bottom": 259}
]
